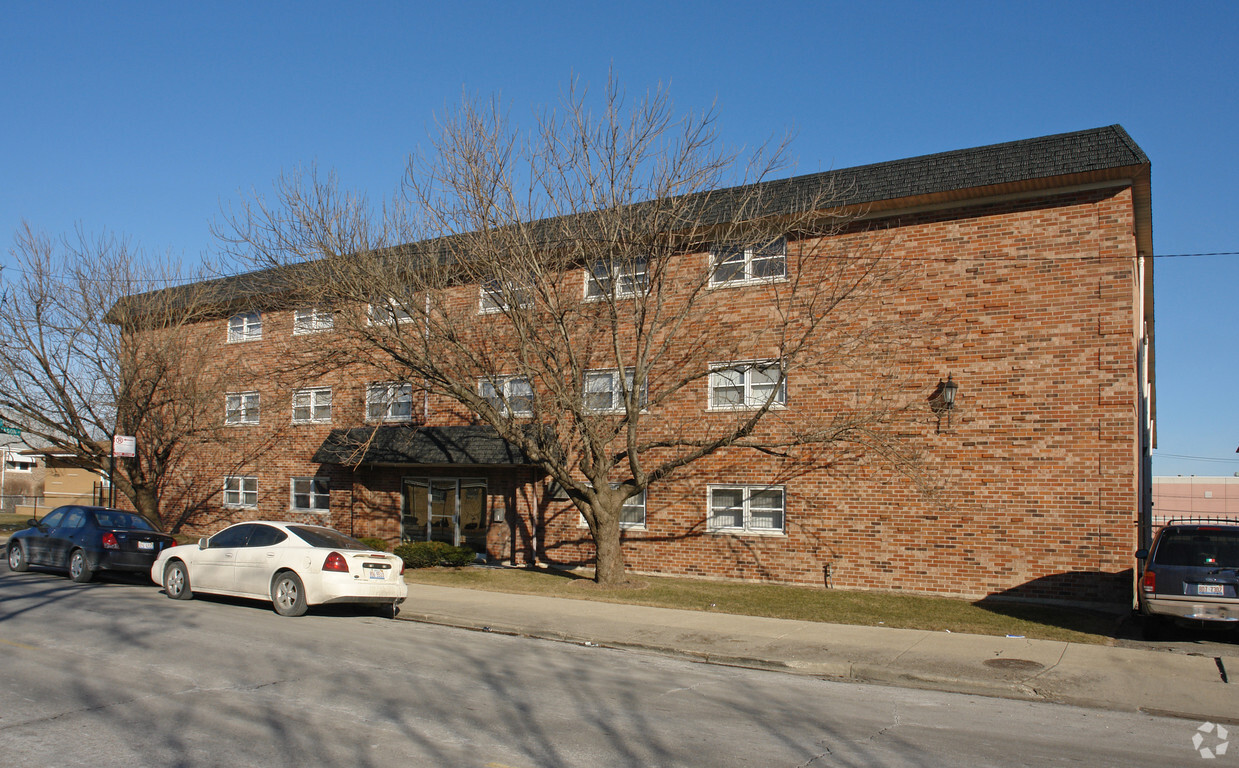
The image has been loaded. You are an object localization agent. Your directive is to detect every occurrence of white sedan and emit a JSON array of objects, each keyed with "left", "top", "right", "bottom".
[{"left": 151, "top": 521, "right": 407, "bottom": 617}]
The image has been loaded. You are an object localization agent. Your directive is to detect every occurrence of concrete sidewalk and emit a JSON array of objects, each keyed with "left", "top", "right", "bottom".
[{"left": 400, "top": 583, "right": 1238, "bottom": 723}]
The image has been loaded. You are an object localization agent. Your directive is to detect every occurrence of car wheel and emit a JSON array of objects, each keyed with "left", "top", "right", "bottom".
[
  {"left": 68, "top": 549, "right": 94, "bottom": 583},
  {"left": 271, "top": 572, "right": 308, "bottom": 617},
  {"left": 1141, "top": 614, "right": 1169, "bottom": 641},
  {"left": 164, "top": 561, "right": 193, "bottom": 600},
  {"left": 376, "top": 601, "right": 400, "bottom": 619},
  {"left": 7, "top": 543, "right": 29, "bottom": 572}
]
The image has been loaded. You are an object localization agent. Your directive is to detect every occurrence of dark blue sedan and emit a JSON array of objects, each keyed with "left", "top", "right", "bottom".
[{"left": 6, "top": 505, "right": 176, "bottom": 583}]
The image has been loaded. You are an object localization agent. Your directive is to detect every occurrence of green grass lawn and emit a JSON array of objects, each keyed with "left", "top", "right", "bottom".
[
  {"left": 405, "top": 565, "right": 1125, "bottom": 645},
  {"left": 0, "top": 518, "right": 1123, "bottom": 644}
]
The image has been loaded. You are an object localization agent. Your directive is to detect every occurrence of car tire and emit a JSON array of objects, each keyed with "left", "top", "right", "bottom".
[
  {"left": 376, "top": 601, "right": 400, "bottom": 619},
  {"left": 1141, "top": 614, "right": 1169, "bottom": 641},
  {"left": 271, "top": 572, "right": 308, "bottom": 617},
  {"left": 68, "top": 549, "right": 94, "bottom": 583},
  {"left": 164, "top": 561, "right": 193, "bottom": 600},
  {"left": 7, "top": 543, "right": 29, "bottom": 572}
]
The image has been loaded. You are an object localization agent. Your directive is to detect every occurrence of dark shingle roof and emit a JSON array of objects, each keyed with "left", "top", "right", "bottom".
[
  {"left": 313, "top": 425, "right": 530, "bottom": 466},
  {"left": 124, "top": 125, "right": 1148, "bottom": 311},
  {"left": 724, "top": 123, "right": 1148, "bottom": 218}
]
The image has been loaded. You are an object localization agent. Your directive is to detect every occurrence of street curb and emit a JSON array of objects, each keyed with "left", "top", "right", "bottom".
[{"left": 398, "top": 610, "right": 1237, "bottom": 723}]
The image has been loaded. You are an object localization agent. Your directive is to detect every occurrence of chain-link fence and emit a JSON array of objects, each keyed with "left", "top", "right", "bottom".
[
  {"left": 1, "top": 491, "right": 109, "bottom": 521},
  {"left": 1, "top": 494, "right": 41, "bottom": 518}
]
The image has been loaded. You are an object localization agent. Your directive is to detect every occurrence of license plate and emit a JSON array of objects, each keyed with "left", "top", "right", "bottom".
[
  {"left": 137, "top": 541, "right": 154, "bottom": 551},
  {"left": 1197, "top": 583, "right": 1225, "bottom": 596},
  {"left": 365, "top": 568, "right": 386, "bottom": 581}
]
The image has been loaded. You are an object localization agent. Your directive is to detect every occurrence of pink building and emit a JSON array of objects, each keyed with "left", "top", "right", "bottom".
[{"left": 1151, "top": 476, "right": 1239, "bottom": 525}]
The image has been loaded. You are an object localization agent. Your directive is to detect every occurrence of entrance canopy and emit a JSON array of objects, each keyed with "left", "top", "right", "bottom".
[{"left": 313, "top": 425, "right": 532, "bottom": 467}]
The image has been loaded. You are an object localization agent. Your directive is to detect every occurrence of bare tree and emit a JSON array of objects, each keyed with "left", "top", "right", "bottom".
[
  {"left": 222, "top": 77, "right": 935, "bottom": 585},
  {"left": 0, "top": 222, "right": 289, "bottom": 531}
]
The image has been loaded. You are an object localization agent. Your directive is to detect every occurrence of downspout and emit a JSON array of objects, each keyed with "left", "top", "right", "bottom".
[{"left": 424, "top": 293, "right": 431, "bottom": 424}]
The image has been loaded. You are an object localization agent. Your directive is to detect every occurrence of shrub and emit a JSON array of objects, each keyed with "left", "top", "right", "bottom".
[
  {"left": 394, "top": 540, "right": 476, "bottom": 568},
  {"left": 441, "top": 544, "right": 477, "bottom": 567},
  {"left": 358, "top": 536, "right": 389, "bottom": 552}
]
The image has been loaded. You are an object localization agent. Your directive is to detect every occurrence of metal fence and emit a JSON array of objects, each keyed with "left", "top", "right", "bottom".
[
  {"left": 0, "top": 494, "right": 40, "bottom": 517},
  {"left": 1, "top": 491, "right": 109, "bottom": 519},
  {"left": 1151, "top": 513, "right": 1239, "bottom": 530}
]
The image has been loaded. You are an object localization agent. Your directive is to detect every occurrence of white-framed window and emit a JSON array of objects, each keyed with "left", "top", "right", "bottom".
[
  {"left": 708, "top": 361, "right": 786, "bottom": 410},
  {"left": 367, "top": 297, "right": 414, "bottom": 325},
  {"left": 708, "top": 485, "right": 784, "bottom": 533},
  {"left": 291, "top": 477, "right": 330, "bottom": 512},
  {"left": 709, "top": 237, "right": 787, "bottom": 286},
  {"left": 227, "top": 311, "right": 263, "bottom": 342},
  {"left": 585, "top": 257, "right": 648, "bottom": 300},
  {"left": 479, "top": 377, "right": 534, "bottom": 416},
  {"left": 479, "top": 279, "right": 534, "bottom": 314},
  {"left": 584, "top": 369, "right": 647, "bottom": 413},
  {"left": 225, "top": 391, "right": 261, "bottom": 425},
  {"left": 2, "top": 452, "right": 35, "bottom": 473},
  {"left": 293, "top": 306, "right": 334, "bottom": 334},
  {"left": 223, "top": 476, "right": 258, "bottom": 508},
  {"left": 366, "top": 382, "right": 414, "bottom": 422},
  {"left": 578, "top": 485, "right": 647, "bottom": 530},
  {"left": 619, "top": 488, "right": 646, "bottom": 528},
  {"left": 292, "top": 387, "right": 332, "bottom": 423}
]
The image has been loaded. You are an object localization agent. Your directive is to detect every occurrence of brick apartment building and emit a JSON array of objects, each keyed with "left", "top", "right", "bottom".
[{"left": 131, "top": 125, "right": 1155, "bottom": 606}]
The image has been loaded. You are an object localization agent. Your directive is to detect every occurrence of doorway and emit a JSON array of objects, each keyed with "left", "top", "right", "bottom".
[{"left": 401, "top": 478, "right": 487, "bottom": 550}]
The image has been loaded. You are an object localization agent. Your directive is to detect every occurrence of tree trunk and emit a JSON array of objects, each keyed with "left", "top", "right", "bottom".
[
  {"left": 131, "top": 484, "right": 162, "bottom": 530},
  {"left": 592, "top": 517, "right": 627, "bottom": 586}
]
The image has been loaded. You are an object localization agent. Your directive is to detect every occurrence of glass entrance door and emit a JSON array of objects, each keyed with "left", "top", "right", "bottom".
[
  {"left": 458, "top": 481, "right": 487, "bottom": 552},
  {"left": 401, "top": 480, "right": 428, "bottom": 543},
  {"left": 428, "top": 479, "right": 456, "bottom": 544},
  {"left": 402, "top": 478, "right": 487, "bottom": 548}
]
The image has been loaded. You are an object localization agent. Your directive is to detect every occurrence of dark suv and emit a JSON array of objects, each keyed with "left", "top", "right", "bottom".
[{"left": 1136, "top": 522, "right": 1239, "bottom": 632}]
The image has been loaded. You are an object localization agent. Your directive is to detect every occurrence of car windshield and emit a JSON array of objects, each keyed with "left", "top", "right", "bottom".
[
  {"left": 91, "top": 510, "right": 158, "bottom": 531},
  {"left": 1154, "top": 529, "right": 1239, "bottom": 568},
  {"left": 286, "top": 525, "right": 370, "bottom": 550}
]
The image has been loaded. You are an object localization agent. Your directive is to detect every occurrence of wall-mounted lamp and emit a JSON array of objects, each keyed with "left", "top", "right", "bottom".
[{"left": 931, "top": 374, "right": 960, "bottom": 433}]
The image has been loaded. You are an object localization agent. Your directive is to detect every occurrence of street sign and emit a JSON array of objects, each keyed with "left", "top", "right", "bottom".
[{"left": 113, "top": 435, "right": 137, "bottom": 457}]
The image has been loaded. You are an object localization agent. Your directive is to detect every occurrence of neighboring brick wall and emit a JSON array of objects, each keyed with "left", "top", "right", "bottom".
[{"left": 159, "top": 184, "right": 1145, "bottom": 606}]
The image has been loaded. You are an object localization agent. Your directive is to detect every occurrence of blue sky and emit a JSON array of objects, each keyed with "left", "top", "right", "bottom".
[{"left": 2, "top": 1, "right": 1236, "bottom": 476}]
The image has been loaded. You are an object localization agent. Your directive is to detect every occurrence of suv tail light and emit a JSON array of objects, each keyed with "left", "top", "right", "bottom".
[
  {"left": 102, "top": 532, "right": 119, "bottom": 550},
  {"left": 323, "top": 551, "right": 349, "bottom": 573},
  {"left": 1142, "top": 569, "right": 1156, "bottom": 593}
]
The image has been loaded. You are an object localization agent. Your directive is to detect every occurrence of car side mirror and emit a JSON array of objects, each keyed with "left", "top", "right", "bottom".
[
  {"left": 198, "top": 537, "right": 210, "bottom": 550},
  {"left": 1135, "top": 548, "right": 1148, "bottom": 560}
]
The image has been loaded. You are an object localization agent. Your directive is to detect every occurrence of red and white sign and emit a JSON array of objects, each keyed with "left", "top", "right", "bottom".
[{"left": 112, "top": 435, "right": 137, "bottom": 458}]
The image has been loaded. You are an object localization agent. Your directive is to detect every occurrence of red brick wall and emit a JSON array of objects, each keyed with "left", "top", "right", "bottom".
[
  {"left": 535, "top": 186, "right": 1143, "bottom": 603},
  {"left": 161, "top": 184, "right": 1144, "bottom": 605}
]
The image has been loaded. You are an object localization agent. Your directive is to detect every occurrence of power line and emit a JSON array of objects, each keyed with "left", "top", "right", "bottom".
[
  {"left": 1154, "top": 452, "right": 1239, "bottom": 464},
  {"left": 1153, "top": 251, "right": 1239, "bottom": 258}
]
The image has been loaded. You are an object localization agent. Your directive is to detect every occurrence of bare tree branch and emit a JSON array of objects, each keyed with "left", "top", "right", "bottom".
[
  {"left": 223, "top": 75, "right": 942, "bottom": 584},
  {"left": 0, "top": 222, "right": 292, "bottom": 531}
]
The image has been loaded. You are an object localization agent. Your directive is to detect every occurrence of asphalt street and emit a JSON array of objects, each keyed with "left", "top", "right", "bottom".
[{"left": 0, "top": 568, "right": 1224, "bottom": 767}]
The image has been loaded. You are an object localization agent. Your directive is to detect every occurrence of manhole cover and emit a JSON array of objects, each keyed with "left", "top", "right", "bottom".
[{"left": 983, "top": 658, "right": 1045, "bottom": 672}]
